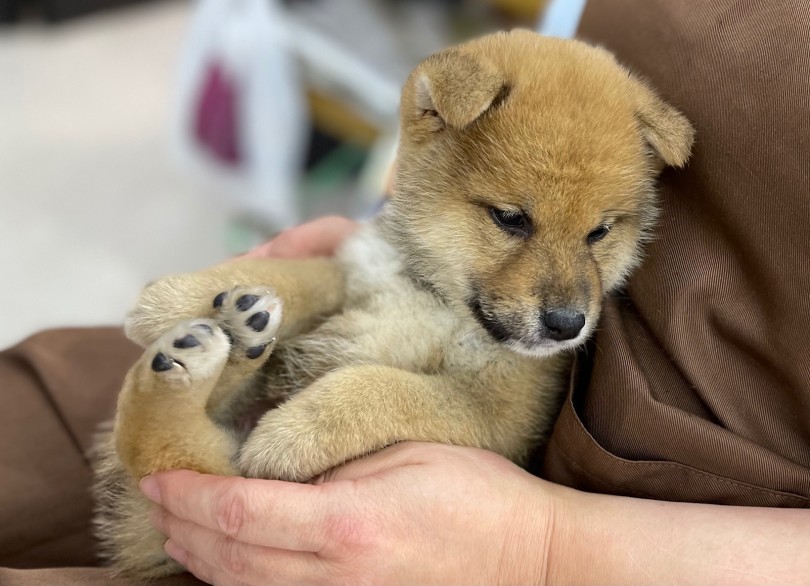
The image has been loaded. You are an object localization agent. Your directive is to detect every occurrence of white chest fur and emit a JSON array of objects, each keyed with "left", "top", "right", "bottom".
[{"left": 317, "top": 223, "right": 496, "bottom": 374}]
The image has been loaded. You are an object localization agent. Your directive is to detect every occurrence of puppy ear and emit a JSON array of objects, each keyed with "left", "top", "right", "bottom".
[
  {"left": 635, "top": 84, "right": 695, "bottom": 169},
  {"left": 404, "top": 49, "right": 508, "bottom": 133}
]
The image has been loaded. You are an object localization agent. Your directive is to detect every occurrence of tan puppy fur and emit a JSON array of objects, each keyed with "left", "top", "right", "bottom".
[{"left": 93, "top": 30, "right": 693, "bottom": 577}]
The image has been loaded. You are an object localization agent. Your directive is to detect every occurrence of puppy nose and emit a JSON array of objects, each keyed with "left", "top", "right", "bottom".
[{"left": 543, "top": 308, "right": 585, "bottom": 341}]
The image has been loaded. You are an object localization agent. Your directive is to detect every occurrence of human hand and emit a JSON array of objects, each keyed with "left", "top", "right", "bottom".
[
  {"left": 140, "top": 442, "right": 557, "bottom": 586},
  {"left": 241, "top": 215, "right": 359, "bottom": 260}
]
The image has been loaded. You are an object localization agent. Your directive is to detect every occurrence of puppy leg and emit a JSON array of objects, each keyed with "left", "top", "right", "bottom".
[
  {"left": 115, "top": 319, "right": 239, "bottom": 478},
  {"left": 125, "top": 258, "right": 345, "bottom": 347},
  {"left": 98, "top": 319, "right": 240, "bottom": 577},
  {"left": 93, "top": 428, "right": 186, "bottom": 578},
  {"left": 238, "top": 362, "right": 557, "bottom": 482}
]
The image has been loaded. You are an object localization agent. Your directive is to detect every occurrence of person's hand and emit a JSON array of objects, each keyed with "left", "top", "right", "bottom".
[
  {"left": 140, "top": 442, "right": 556, "bottom": 586},
  {"left": 241, "top": 215, "right": 359, "bottom": 260}
]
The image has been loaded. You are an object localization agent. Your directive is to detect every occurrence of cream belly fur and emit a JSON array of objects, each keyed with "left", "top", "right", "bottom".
[{"left": 92, "top": 30, "right": 694, "bottom": 578}]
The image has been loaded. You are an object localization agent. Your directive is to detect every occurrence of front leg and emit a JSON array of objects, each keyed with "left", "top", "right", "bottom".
[
  {"left": 238, "top": 360, "right": 560, "bottom": 482},
  {"left": 125, "top": 257, "right": 345, "bottom": 347}
]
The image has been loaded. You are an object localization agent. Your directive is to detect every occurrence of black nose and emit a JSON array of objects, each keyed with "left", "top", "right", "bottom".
[{"left": 543, "top": 308, "right": 585, "bottom": 341}]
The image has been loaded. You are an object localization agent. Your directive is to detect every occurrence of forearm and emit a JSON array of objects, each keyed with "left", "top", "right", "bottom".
[{"left": 548, "top": 482, "right": 810, "bottom": 585}]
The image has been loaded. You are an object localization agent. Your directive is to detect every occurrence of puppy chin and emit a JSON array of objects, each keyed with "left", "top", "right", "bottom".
[
  {"left": 505, "top": 329, "right": 591, "bottom": 358},
  {"left": 506, "top": 340, "right": 572, "bottom": 358}
]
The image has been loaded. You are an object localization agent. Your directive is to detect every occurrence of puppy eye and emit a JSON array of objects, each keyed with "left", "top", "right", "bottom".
[
  {"left": 489, "top": 208, "right": 532, "bottom": 237},
  {"left": 587, "top": 224, "right": 611, "bottom": 245}
]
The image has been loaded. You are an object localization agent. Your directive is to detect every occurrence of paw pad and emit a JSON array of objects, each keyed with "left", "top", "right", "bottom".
[
  {"left": 151, "top": 352, "right": 174, "bottom": 372},
  {"left": 173, "top": 334, "right": 201, "bottom": 349},
  {"left": 246, "top": 343, "right": 269, "bottom": 359},
  {"left": 246, "top": 311, "right": 270, "bottom": 332},
  {"left": 236, "top": 294, "right": 259, "bottom": 311},
  {"left": 212, "top": 292, "right": 227, "bottom": 309}
]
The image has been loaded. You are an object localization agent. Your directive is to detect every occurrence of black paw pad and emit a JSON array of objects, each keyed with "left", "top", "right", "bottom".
[
  {"left": 151, "top": 352, "right": 174, "bottom": 372},
  {"left": 213, "top": 292, "right": 227, "bottom": 309},
  {"left": 194, "top": 323, "right": 214, "bottom": 335},
  {"left": 236, "top": 294, "right": 259, "bottom": 311},
  {"left": 246, "top": 344, "right": 267, "bottom": 359},
  {"left": 223, "top": 329, "right": 235, "bottom": 345},
  {"left": 246, "top": 311, "right": 270, "bottom": 332},
  {"left": 173, "top": 334, "right": 200, "bottom": 349}
]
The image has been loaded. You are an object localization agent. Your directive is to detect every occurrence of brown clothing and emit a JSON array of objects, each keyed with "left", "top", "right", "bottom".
[
  {"left": 0, "top": 328, "right": 202, "bottom": 585},
  {"left": 1, "top": 0, "right": 808, "bottom": 583},
  {"left": 541, "top": 0, "right": 810, "bottom": 506}
]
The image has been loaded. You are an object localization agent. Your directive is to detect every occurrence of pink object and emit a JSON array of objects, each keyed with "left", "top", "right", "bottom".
[{"left": 193, "top": 62, "right": 242, "bottom": 166}]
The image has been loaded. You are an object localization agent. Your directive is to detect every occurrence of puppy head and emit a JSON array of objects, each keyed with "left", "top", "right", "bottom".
[{"left": 386, "top": 30, "right": 694, "bottom": 357}]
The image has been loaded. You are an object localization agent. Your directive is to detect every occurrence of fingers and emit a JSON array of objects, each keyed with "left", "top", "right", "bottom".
[
  {"left": 141, "top": 471, "right": 336, "bottom": 552},
  {"left": 243, "top": 216, "right": 359, "bottom": 260},
  {"left": 175, "top": 551, "right": 240, "bottom": 586},
  {"left": 154, "top": 508, "right": 327, "bottom": 586}
]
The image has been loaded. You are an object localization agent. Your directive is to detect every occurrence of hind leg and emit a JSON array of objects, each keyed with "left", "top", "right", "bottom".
[
  {"left": 97, "top": 319, "right": 241, "bottom": 577},
  {"left": 98, "top": 290, "right": 282, "bottom": 577},
  {"left": 114, "top": 319, "right": 238, "bottom": 479},
  {"left": 93, "top": 427, "right": 186, "bottom": 578}
]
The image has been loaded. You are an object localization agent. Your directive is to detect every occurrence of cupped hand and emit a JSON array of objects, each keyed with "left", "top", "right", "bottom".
[{"left": 140, "top": 442, "right": 557, "bottom": 586}]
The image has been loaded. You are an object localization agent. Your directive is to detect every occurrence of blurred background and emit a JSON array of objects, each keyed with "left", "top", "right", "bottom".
[{"left": 0, "top": 0, "right": 585, "bottom": 347}]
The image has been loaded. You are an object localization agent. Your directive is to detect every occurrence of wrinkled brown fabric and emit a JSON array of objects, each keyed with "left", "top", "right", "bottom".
[
  {"left": 0, "top": 328, "right": 203, "bottom": 584},
  {"left": 541, "top": 0, "right": 810, "bottom": 506},
  {"left": 0, "top": 567, "right": 201, "bottom": 586}
]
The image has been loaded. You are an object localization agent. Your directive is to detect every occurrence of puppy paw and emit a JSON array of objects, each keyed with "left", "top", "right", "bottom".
[
  {"left": 238, "top": 414, "right": 326, "bottom": 482},
  {"left": 124, "top": 275, "right": 205, "bottom": 347},
  {"left": 211, "top": 286, "right": 282, "bottom": 361},
  {"left": 144, "top": 319, "right": 230, "bottom": 388},
  {"left": 238, "top": 398, "right": 358, "bottom": 482}
]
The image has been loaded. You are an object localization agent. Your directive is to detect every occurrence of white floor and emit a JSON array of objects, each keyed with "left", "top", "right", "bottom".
[{"left": 0, "top": 1, "right": 237, "bottom": 348}]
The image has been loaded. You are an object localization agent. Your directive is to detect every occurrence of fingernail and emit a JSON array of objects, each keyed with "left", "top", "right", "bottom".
[
  {"left": 164, "top": 539, "right": 188, "bottom": 565},
  {"left": 148, "top": 506, "right": 166, "bottom": 534},
  {"left": 140, "top": 475, "right": 162, "bottom": 504}
]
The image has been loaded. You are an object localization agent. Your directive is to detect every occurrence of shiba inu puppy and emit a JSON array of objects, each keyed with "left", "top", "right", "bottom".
[{"left": 93, "top": 30, "right": 693, "bottom": 577}]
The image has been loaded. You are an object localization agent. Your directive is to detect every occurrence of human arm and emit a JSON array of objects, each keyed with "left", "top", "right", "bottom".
[{"left": 551, "top": 474, "right": 810, "bottom": 585}]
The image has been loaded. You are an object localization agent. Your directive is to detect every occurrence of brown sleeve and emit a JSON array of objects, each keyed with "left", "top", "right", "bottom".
[
  {"left": 0, "top": 567, "right": 202, "bottom": 586},
  {"left": 0, "top": 328, "right": 139, "bottom": 568},
  {"left": 540, "top": 0, "right": 810, "bottom": 506}
]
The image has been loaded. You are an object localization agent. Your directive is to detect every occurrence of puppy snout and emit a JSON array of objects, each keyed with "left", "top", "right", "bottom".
[{"left": 542, "top": 308, "right": 585, "bottom": 341}]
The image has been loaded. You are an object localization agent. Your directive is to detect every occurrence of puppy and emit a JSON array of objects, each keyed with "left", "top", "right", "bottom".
[{"left": 93, "top": 30, "right": 693, "bottom": 577}]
